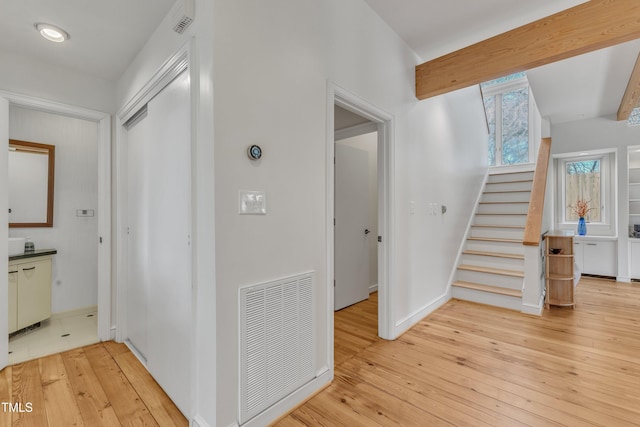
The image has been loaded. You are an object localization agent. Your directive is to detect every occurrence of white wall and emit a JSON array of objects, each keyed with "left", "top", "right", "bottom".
[
  {"left": 117, "top": 0, "right": 487, "bottom": 425},
  {"left": 212, "top": 1, "right": 487, "bottom": 425},
  {"left": 9, "top": 106, "right": 99, "bottom": 314},
  {"left": 337, "top": 132, "right": 378, "bottom": 289},
  {"left": 551, "top": 115, "right": 640, "bottom": 280},
  {"left": 0, "top": 50, "right": 115, "bottom": 114}
]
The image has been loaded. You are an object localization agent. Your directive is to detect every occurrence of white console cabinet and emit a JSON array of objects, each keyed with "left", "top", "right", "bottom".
[
  {"left": 631, "top": 240, "right": 640, "bottom": 279},
  {"left": 573, "top": 238, "right": 617, "bottom": 277},
  {"left": 8, "top": 254, "right": 53, "bottom": 334}
]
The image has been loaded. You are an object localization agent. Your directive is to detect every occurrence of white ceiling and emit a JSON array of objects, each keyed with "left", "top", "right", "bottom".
[
  {"left": 363, "top": 0, "right": 640, "bottom": 124},
  {"left": 0, "top": 0, "right": 175, "bottom": 81},
  {"left": 1, "top": 0, "right": 638, "bottom": 124}
]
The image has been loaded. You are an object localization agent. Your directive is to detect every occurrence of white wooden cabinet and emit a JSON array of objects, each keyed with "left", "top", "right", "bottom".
[
  {"left": 631, "top": 240, "right": 640, "bottom": 279},
  {"left": 573, "top": 239, "right": 617, "bottom": 277},
  {"left": 8, "top": 255, "right": 52, "bottom": 334}
]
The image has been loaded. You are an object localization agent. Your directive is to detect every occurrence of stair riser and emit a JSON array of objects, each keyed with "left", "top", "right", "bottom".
[
  {"left": 457, "top": 269, "right": 523, "bottom": 290},
  {"left": 461, "top": 254, "right": 524, "bottom": 270},
  {"left": 451, "top": 286, "right": 522, "bottom": 311},
  {"left": 477, "top": 203, "right": 529, "bottom": 215},
  {"left": 465, "top": 240, "right": 524, "bottom": 255},
  {"left": 481, "top": 191, "right": 531, "bottom": 203},
  {"left": 469, "top": 227, "right": 525, "bottom": 239},
  {"left": 487, "top": 171, "right": 534, "bottom": 183},
  {"left": 474, "top": 214, "right": 527, "bottom": 226},
  {"left": 485, "top": 181, "right": 532, "bottom": 192}
]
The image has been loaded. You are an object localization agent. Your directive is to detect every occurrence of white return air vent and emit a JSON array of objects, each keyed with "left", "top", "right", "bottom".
[
  {"left": 239, "top": 272, "right": 315, "bottom": 424},
  {"left": 170, "top": 0, "right": 194, "bottom": 34}
]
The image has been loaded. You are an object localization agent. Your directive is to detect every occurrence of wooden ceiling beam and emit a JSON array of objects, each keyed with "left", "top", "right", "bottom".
[
  {"left": 617, "top": 53, "right": 640, "bottom": 121},
  {"left": 416, "top": 0, "right": 640, "bottom": 100}
]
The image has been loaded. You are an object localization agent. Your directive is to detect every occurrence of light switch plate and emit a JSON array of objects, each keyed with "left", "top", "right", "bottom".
[{"left": 239, "top": 190, "right": 266, "bottom": 215}]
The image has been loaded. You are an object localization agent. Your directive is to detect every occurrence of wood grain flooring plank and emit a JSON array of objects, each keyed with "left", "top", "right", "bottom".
[
  {"left": 108, "top": 349, "right": 187, "bottom": 427},
  {"left": 275, "top": 278, "right": 640, "bottom": 426},
  {"left": 61, "top": 348, "right": 122, "bottom": 427},
  {"left": 0, "top": 366, "right": 12, "bottom": 426},
  {"left": 39, "top": 354, "right": 84, "bottom": 427},
  {"left": 11, "top": 360, "right": 48, "bottom": 427},
  {"left": 84, "top": 343, "right": 158, "bottom": 427}
]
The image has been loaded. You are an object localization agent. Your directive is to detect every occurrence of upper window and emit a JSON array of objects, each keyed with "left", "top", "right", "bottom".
[{"left": 481, "top": 73, "right": 533, "bottom": 167}]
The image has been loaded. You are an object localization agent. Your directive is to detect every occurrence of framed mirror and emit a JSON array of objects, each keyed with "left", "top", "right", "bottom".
[{"left": 8, "top": 139, "right": 55, "bottom": 228}]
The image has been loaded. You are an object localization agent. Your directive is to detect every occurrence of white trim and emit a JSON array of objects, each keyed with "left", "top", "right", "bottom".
[
  {"left": 617, "top": 276, "right": 631, "bottom": 283},
  {"left": 334, "top": 121, "right": 378, "bottom": 141},
  {"left": 117, "top": 44, "right": 190, "bottom": 123},
  {"left": 489, "top": 163, "right": 535, "bottom": 174},
  {"left": 369, "top": 284, "right": 378, "bottom": 293},
  {"left": 521, "top": 295, "right": 544, "bottom": 316},
  {"left": 328, "top": 83, "right": 396, "bottom": 358},
  {"left": 554, "top": 150, "right": 616, "bottom": 236},
  {"left": 0, "top": 90, "right": 112, "bottom": 343},
  {"left": 191, "top": 415, "right": 212, "bottom": 427},
  {"left": 393, "top": 290, "right": 450, "bottom": 337},
  {"left": 240, "top": 370, "right": 331, "bottom": 427}
]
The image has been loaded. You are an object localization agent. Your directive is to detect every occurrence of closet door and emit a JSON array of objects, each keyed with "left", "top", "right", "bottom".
[
  {"left": 126, "top": 106, "right": 150, "bottom": 360},
  {"left": 126, "top": 69, "right": 192, "bottom": 415}
]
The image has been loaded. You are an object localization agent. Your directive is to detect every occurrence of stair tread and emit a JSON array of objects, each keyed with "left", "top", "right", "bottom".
[
  {"left": 458, "top": 264, "right": 524, "bottom": 277},
  {"left": 486, "top": 179, "right": 533, "bottom": 184},
  {"left": 468, "top": 237, "right": 522, "bottom": 243},
  {"left": 479, "top": 201, "right": 529, "bottom": 204},
  {"left": 471, "top": 224, "right": 525, "bottom": 229},
  {"left": 452, "top": 281, "right": 523, "bottom": 297},
  {"left": 483, "top": 190, "right": 531, "bottom": 194},
  {"left": 475, "top": 213, "right": 527, "bottom": 216},
  {"left": 462, "top": 250, "right": 524, "bottom": 260}
]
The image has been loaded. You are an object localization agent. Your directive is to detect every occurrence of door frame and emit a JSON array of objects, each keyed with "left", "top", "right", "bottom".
[
  {"left": 0, "top": 90, "right": 112, "bottom": 345},
  {"left": 327, "top": 83, "right": 395, "bottom": 372}
]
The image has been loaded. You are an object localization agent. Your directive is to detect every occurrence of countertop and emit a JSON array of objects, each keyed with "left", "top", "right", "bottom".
[{"left": 9, "top": 249, "right": 57, "bottom": 262}]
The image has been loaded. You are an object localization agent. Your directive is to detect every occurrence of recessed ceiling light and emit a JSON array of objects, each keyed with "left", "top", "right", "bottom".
[{"left": 34, "top": 23, "right": 70, "bottom": 43}]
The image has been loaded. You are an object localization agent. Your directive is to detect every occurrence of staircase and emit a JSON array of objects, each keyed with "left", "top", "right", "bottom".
[{"left": 452, "top": 169, "right": 534, "bottom": 311}]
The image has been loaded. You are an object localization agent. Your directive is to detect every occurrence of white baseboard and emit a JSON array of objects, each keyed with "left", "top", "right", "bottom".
[
  {"left": 369, "top": 284, "right": 378, "bottom": 293},
  {"left": 241, "top": 369, "right": 331, "bottom": 427},
  {"left": 191, "top": 414, "right": 213, "bottom": 427},
  {"left": 617, "top": 276, "right": 631, "bottom": 283},
  {"left": 393, "top": 291, "right": 450, "bottom": 338},
  {"left": 521, "top": 295, "right": 544, "bottom": 316}
]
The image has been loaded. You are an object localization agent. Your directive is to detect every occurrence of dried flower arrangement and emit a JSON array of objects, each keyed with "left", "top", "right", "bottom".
[{"left": 571, "top": 199, "right": 593, "bottom": 218}]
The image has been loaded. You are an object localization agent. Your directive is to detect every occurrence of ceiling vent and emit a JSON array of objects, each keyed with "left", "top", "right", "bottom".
[{"left": 171, "top": 0, "right": 194, "bottom": 34}]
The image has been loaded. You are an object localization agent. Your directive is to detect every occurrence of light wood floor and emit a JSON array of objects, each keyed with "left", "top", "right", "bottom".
[
  {"left": 0, "top": 341, "right": 187, "bottom": 427},
  {"left": 275, "top": 277, "right": 640, "bottom": 426}
]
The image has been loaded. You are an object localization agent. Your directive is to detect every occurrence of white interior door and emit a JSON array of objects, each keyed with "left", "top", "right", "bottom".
[
  {"left": 126, "top": 70, "right": 192, "bottom": 415},
  {"left": 335, "top": 143, "right": 370, "bottom": 311},
  {"left": 0, "top": 96, "right": 8, "bottom": 371}
]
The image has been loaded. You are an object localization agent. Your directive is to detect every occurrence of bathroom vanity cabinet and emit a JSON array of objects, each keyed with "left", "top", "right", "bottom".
[{"left": 8, "top": 251, "right": 55, "bottom": 334}]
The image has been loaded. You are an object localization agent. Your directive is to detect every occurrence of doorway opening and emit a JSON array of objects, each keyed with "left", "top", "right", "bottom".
[
  {"left": 0, "top": 91, "right": 111, "bottom": 370},
  {"left": 334, "top": 105, "right": 379, "bottom": 363},
  {"left": 328, "top": 84, "right": 395, "bottom": 374}
]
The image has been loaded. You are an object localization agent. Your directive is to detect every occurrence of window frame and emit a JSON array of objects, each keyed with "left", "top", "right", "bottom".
[
  {"left": 554, "top": 149, "right": 616, "bottom": 236},
  {"left": 482, "top": 76, "right": 536, "bottom": 167}
]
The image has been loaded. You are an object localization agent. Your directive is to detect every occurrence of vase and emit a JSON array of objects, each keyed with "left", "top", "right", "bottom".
[{"left": 577, "top": 217, "right": 587, "bottom": 236}]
